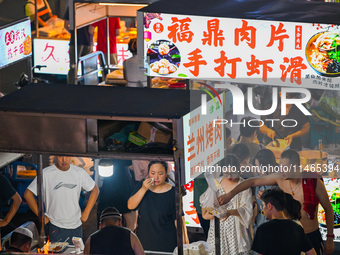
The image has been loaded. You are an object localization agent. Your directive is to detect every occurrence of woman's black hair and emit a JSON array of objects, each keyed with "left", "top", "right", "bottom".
[
  {"left": 284, "top": 193, "right": 302, "bottom": 221},
  {"left": 147, "top": 161, "right": 169, "bottom": 182},
  {"left": 219, "top": 154, "right": 241, "bottom": 177},
  {"left": 128, "top": 38, "right": 137, "bottom": 54}
]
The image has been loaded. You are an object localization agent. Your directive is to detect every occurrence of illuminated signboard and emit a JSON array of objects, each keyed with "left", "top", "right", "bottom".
[
  {"left": 34, "top": 38, "right": 70, "bottom": 75},
  {"left": 0, "top": 18, "right": 32, "bottom": 69},
  {"left": 183, "top": 94, "right": 224, "bottom": 184},
  {"left": 33, "top": 41, "right": 132, "bottom": 75},
  {"left": 143, "top": 13, "right": 340, "bottom": 90}
]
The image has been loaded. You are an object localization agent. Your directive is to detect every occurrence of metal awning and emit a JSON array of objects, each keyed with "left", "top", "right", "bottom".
[{"left": 0, "top": 83, "right": 200, "bottom": 120}]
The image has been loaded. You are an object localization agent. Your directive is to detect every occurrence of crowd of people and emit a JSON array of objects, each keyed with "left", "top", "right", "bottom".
[{"left": 0, "top": 116, "right": 336, "bottom": 255}]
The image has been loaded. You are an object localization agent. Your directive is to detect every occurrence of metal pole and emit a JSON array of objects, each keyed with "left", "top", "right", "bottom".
[
  {"left": 35, "top": 0, "right": 38, "bottom": 37},
  {"left": 37, "top": 154, "right": 45, "bottom": 247},
  {"left": 69, "top": 0, "right": 77, "bottom": 84},
  {"left": 174, "top": 157, "right": 183, "bottom": 255},
  {"left": 27, "top": 57, "right": 33, "bottom": 83},
  {"left": 106, "top": 15, "right": 110, "bottom": 66},
  {"left": 173, "top": 118, "right": 184, "bottom": 255},
  {"left": 214, "top": 217, "right": 221, "bottom": 255}
]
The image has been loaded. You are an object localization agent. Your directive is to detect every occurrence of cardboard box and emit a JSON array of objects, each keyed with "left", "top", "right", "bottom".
[
  {"left": 137, "top": 122, "right": 172, "bottom": 144},
  {"left": 128, "top": 131, "right": 148, "bottom": 146}
]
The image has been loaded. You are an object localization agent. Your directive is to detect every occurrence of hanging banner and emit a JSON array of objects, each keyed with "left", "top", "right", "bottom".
[
  {"left": 183, "top": 94, "right": 224, "bottom": 184},
  {"left": 143, "top": 13, "right": 340, "bottom": 90},
  {"left": 0, "top": 18, "right": 32, "bottom": 69}
]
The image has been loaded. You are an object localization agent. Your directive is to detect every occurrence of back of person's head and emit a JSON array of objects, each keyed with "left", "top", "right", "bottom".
[
  {"left": 229, "top": 143, "right": 250, "bottom": 163},
  {"left": 11, "top": 228, "right": 33, "bottom": 250},
  {"left": 128, "top": 38, "right": 137, "bottom": 54},
  {"left": 281, "top": 149, "right": 300, "bottom": 166},
  {"left": 284, "top": 193, "right": 302, "bottom": 221},
  {"left": 239, "top": 116, "right": 260, "bottom": 138},
  {"left": 220, "top": 154, "right": 241, "bottom": 177},
  {"left": 225, "top": 127, "right": 232, "bottom": 149},
  {"left": 225, "top": 127, "right": 231, "bottom": 139},
  {"left": 100, "top": 207, "right": 122, "bottom": 226},
  {"left": 260, "top": 188, "right": 286, "bottom": 211},
  {"left": 253, "top": 149, "right": 277, "bottom": 167}
]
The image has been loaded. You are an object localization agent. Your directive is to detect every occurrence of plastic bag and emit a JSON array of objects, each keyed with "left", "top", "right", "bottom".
[
  {"left": 46, "top": 17, "right": 65, "bottom": 28},
  {"left": 204, "top": 171, "right": 222, "bottom": 192},
  {"left": 173, "top": 241, "right": 212, "bottom": 255},
  {"left": 199, "top": 187, "right": 228, "bottom": 218}
]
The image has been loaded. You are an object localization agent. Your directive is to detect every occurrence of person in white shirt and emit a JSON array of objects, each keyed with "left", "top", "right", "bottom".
[
  {"left": 24, "top": 156, "right": 99, "bottom": 242},
  {"left": 123, "top": 38, "right": 147, "bottom": 87}
]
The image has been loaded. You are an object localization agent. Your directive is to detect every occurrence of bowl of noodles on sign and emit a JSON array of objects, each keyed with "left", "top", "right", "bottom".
[
  {"left": 306, "top": 31, "right": 340, "bottom": 77},
  {"left": 148, "top": 40, "right": 180, "bottom": 75}
]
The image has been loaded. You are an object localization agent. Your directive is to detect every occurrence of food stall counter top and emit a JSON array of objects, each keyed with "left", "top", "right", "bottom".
[{"left": 0, "top": 84, "right": 202, "bottom": 120}]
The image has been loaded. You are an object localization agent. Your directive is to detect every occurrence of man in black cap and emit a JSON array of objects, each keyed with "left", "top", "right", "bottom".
[
  {"left": 84, "top": 207, "right": 144, "bottom": 255},
  {"left": 3, "top": 227, "right": 33, "bottom": 253}
]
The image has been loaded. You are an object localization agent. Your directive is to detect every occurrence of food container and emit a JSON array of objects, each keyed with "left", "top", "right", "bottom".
[
  {"left": 265, "top": 139, "right": 289, "bottom": 159},
  {"left": 298, "top": 150, "right": 328, "bottom": 170},
  {"left": 169, "top": 82, "right": 186, "bottom": 89}
]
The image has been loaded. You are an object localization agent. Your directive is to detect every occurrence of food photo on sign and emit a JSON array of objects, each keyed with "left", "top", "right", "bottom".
[
  {"left": 143, "top": 11, "right": 340, "bottom": 90},
  {"left": 147, "top": 39, "right": 180, "bottom": 75},
  {"left": 306, "top": 30, "right": 340, "bottom": 77}
]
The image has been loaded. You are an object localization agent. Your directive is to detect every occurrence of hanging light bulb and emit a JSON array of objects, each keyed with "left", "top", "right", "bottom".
[{"left": 98, "top": 159, "right": 114, "bottom": 177}]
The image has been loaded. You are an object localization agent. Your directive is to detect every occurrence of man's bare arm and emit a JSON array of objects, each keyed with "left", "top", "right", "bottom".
[
  {"left": 81, "top": 184, "right": 99, "bottom": 223},
  {"left": 130, "top": 232, "right": 145, "bottom": 255},
  {"left": 305, "top": 248, "right": 316, "bottom": 255},
  {"left": 83, "top": 237, "right": 91, "bottom": 254},
  {"left": 316, "top": 178, "right": 334, "bottom": 255},
  {"left": 0, "top": 192, "right": 21, "bottom": 227},
  {"left": 218, "top": 175, "right": 277, "bottom": 205}
]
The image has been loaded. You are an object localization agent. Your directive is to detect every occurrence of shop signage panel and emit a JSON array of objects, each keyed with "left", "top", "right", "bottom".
[
  {"left": 143, "top": 13, "right": 340, "bottom": 90},
  {"left": 33, "top": 38, "right": 70, "bottom": 75},
  {"left": 183, "top": 94, "right": 224, "bottom": 184},
  {"left": 0, "top": 18, "right": 32, "bottom": 69},
  {"left": 183, "top": 180, "right": 201, "bottom": 228}
]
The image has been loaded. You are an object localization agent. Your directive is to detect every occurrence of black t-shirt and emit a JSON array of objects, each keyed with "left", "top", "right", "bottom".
[
  {"left": 130, "top": 181, "right": 177, "bottom": 252},
  {"left": 252, "top": 219, "right": 313, "bottom": 255},
  {"left": 0, "top": 175, "right": 16, "bottom": 207},
  {"left": 90, "top": 226, "right": 134, "bottom": 255}
]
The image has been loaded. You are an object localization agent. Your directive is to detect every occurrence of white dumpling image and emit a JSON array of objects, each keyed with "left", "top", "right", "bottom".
[
  {"left": 158, "top": 67, "right": 170, "bottom": 74},
  {"left": 168, "top": 64, "right": 177, "bottom": 73},
  {"left": 151, "top": 62, "right": 160, "bottom": 73},
  {"left": 159, "top": 43, "right": 170, "bottom": 55}
]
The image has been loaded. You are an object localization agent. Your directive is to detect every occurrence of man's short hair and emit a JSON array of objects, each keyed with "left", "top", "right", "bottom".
[
  {"left": 229, "top": 143, "right": 250, "bottom": 163},
  {"left": 239, "top": 116, "right": 260, "bottom": 138},
  {"left": 260, "top": 188, "right": 286, "bottom": 211},
  {"left": 100, "top": 207, "right": 122, "bottom": 224},
  {"left": 11, "top": 228, "right": 33, "bottom": 247},
  {"left": 281, "top": 149, "right": 300, "bottom": 166},
  {"left": 225, "top": 127, "right": 231, "bottom": 138}
]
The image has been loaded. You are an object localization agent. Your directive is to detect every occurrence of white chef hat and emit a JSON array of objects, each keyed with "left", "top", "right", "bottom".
[{"left": 13, "top": 227, "right": 33, "bottom": 239}]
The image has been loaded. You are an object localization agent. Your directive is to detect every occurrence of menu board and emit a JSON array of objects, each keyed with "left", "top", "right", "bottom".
[
  {"left": 183, "top": 94, "right": 224, "bottom": 184},
  {"left": 319, "top": 177, "right": 340, "bottom": 242},
  {"left": 143, "top": 13, "right": 340, "bottom": 90},
  {"left": 0, "top": 18, "right": 32, "bottom": 69}
]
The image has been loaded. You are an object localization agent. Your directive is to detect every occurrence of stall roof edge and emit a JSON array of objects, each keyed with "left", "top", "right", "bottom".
[
  {"left": 138, "top": 0, "right": 340, "bottom": 25},
  {"left": 74, "top": 0, "right": 159, "bottom": 3},
  {"left": 0, "top": 84, "right": 204, "bottom": 119}
]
